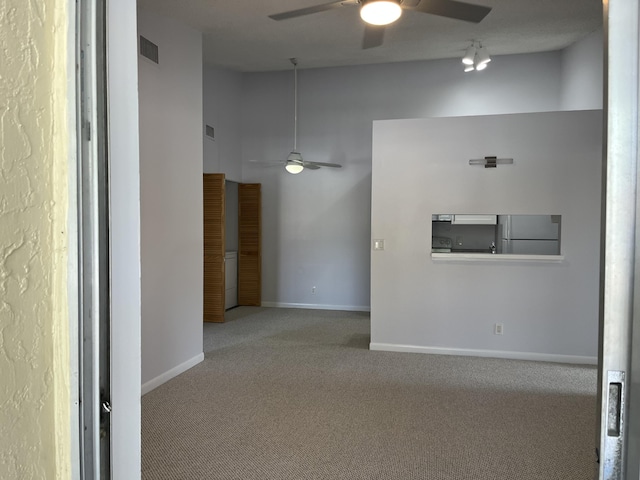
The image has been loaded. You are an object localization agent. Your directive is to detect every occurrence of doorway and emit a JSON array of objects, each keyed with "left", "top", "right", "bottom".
[
  {"left": 203, "top": 174, "right": 262, "bottom": 322},
  {"left": 109, "top": 2, "right": 640, "bottom": 478}
]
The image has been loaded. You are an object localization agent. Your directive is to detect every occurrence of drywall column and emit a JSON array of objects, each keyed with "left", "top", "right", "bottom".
[
  {"left": 110, "top": 0, "right": 142, "bottom": 476},
  {"left": 138, "top": 9, "right": 204, "bottom": 391},
  {"left": 0, "top": 0, "right": 72, "bottom": 477}
]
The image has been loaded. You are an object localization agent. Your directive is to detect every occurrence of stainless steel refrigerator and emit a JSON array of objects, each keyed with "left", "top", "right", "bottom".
[{"left": 498, "top": 215, "right": 560, "bottom": 255}]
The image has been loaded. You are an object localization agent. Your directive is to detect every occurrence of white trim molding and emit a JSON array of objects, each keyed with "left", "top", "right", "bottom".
[
  {"left": 369, "top": 342, "right": 597, "bottom": 365},
  {"left": 141, "top": 353, "right": 205, "bottom": 395},
  {"left": 261, "top": 302, "right": 370, "bottom": 312},
  {"left": 431, "top": 253, "right": 565, "bottom": 263}
]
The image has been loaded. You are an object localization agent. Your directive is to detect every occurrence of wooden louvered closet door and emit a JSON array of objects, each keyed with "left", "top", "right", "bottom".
[
  {"left": 238, "top": 183, "right": 261, "bottom": 306},
  {"left": 203, "top": 174, "right": 225, "bottom": 322}
]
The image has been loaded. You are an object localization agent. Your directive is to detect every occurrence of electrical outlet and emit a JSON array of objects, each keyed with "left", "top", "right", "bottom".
[
  {"left": 494, "top": 323, "right": 504, "bottom": 335},
  {"left": 312, "top": 286, "right": 316, "bottom": 295},
  {"left": 373, "top": 239, "right": 385, "bottom": 251}
]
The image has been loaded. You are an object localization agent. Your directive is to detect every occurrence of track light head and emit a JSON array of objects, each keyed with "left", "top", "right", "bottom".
[
  {"left": 475, "top": 45, "right": 491, "bottom": 67},
  {"left": 462, "top": 44, "right": 476, "bottom": 65}
]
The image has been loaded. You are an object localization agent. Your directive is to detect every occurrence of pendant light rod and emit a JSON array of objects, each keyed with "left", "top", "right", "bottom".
[{"left": 290, "top": 57, "right": 298, "bottom": 152}]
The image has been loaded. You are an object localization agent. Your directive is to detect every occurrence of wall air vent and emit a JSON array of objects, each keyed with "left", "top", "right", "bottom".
[
  {"left": 139, "top": 36, "right": 159, "bottom": 64},
  {"left": 205, "top": 125, "right": 215, "bottom": 140}
]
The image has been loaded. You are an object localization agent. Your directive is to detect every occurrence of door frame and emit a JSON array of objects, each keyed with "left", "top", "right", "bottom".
[
  {"left": 87, "top": 0, "right": 640, "bottom": 478},
  {"left": 598, "top": 0, "right": 640, "bottom": 478},
  {"left": 76, "top": 0, "right": 112, "bottom": 477}
]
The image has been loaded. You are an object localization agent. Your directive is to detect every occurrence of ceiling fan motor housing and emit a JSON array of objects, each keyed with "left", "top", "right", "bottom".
[{"left": 287, "top": 152, "right": 303, "bottom": 164}]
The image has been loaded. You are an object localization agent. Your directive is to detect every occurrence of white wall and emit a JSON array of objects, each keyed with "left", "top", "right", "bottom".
[
  {"left": 109, "top": 0, "right": 141, "bottom": 475},
  {"left": 203, "top": 65, "right": 242, "bottom": 181},
  {"left": 138, "top": 9, "right": 204, "bottom": 391},
  {"left": 241, "top": 52, "right": 566, "bottom": 311},
  {"left": 370, "top": 111, "right": 602, "bottom": 363},
  {"left": 561, "top": 29, "right": 604, "bottom": 110}
]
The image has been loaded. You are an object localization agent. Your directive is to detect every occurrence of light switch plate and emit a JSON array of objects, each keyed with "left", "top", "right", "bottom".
[{"left": 373, "top": 239, "right": 385, "bottom": 251}]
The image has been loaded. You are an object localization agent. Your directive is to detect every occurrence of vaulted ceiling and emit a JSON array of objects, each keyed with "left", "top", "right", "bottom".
[{"left": 137, "top": 0, "right": 603, "bottom": 72}]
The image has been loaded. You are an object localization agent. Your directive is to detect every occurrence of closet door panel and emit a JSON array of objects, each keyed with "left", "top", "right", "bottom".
[
  {"left": 203, "top": 173, "right": 225, "bottom": 322},
  {"left": 238, "top": 183, "right": 261, "bottom": 306}
]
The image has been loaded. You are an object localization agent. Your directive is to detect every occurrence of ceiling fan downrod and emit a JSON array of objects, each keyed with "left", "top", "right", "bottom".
[
  {"left": 284, "top": 57, "right": 342, "bottom": 174},
  {"left": 290, "top": 57, "right": 298, "bottom": 154},
  {"left": 285, "top": 58, "right": 305, "bottom": 174}
]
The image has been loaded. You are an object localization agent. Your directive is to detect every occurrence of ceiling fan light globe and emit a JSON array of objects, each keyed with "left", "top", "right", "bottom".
[
  {"left": 360, "top": 1, "right": 402, "bottom": 26},
  {"left": 285, "top": 162, "right": 304, "bottom": 174}
]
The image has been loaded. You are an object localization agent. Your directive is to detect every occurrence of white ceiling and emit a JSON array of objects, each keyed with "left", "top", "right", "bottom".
[{"left": 137, "top": 0, "right": 603, "bottom": 72}]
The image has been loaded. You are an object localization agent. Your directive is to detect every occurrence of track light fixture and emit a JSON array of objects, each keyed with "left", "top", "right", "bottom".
[{"left": 462, "top": 41, "right": 491, "bottom": 72}]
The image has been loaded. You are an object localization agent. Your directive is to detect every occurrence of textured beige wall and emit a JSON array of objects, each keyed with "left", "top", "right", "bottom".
[{"left": 0, "top": 0, "right": 70, "bottom": 478}]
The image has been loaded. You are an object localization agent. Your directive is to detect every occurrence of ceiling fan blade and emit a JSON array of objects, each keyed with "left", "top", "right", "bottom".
[
  {"left": 306, "top": 161, "right": 342, "bottom": 168},
  {"left": 362, "top": 25, "right": 386, "bottom": 49},
  {"left": 249, "top": 159, "right": 286, "bottom": 166},
  {"left": 269, "top": 1, "right": 348, "bottom": 21},
  {"left": 409, "top": 0, "right": 492, "bottom": 23},
  {"left": 304, "top": 163, "right": 322, "bottom": 170}
]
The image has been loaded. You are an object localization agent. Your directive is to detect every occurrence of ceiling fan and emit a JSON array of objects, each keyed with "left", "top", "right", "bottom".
[
  {"left": 269, "top": 0, "right": 492, "bottom": 49},
  {"left": 253, "top": 58, "right": 342, "bottom": 174}
]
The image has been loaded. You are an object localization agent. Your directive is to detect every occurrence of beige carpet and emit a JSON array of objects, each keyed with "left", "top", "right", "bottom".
[{"left": 142, "top": 307, "right": 598, "bottom": 480}]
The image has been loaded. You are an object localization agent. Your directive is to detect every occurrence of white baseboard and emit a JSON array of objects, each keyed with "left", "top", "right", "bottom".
[
  {"left": 141, "top": 352, "right": 205, "bottom": 396},
  {"left": 261, "top": 302, "right": 370, "bottom": 313},
  {"left": 369, "top": 343, "right": 597, "bottom": 365}
]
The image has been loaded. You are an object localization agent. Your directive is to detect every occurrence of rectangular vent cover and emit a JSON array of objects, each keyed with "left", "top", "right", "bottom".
[
  {"left": 205, "top": 125, "right": 215, "bottom": 139},
  {"left": 140, "top": 36, "right": 159, "bottom": 64}
]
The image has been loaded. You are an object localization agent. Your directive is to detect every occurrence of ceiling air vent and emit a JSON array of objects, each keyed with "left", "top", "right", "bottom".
[
  {"left": 205, "top": 125, "right": 215, "bottom": 140},
  {"left": 139, "top": 36, "right": 159, "bottom": 64}
]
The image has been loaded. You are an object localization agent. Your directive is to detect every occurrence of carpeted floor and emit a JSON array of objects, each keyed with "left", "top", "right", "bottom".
[{"left": 142, "top": 307, "right": 598, "bottom": 480}]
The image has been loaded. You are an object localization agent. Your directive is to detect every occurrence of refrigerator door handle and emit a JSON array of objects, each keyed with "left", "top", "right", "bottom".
[{"left": 504, "top": 215, "right": 511, "bottom": 240}]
